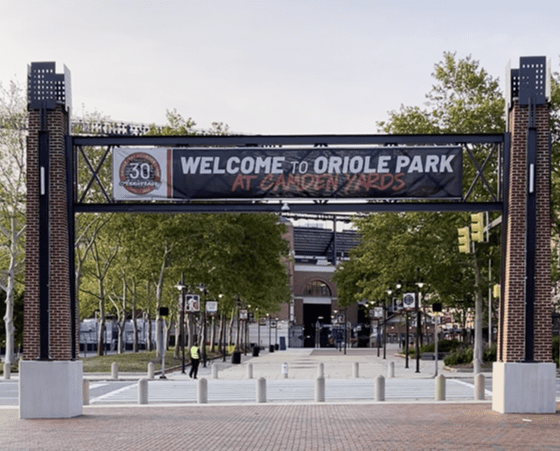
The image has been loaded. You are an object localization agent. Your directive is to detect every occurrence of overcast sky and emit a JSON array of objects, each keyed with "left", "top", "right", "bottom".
[{"left": 2, "top": 1, "right": 559, "bottom": 134}]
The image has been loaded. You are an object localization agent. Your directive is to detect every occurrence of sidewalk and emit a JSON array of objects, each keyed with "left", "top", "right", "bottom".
[
  {"left": 0, "top": 345, "right": 558, "bottom": 451},
  {"left": 1, "top": 402, "right": 559, "bottom": 450},
  {"left": 166, "top": 343, "right": 491, "bottom": 382}
]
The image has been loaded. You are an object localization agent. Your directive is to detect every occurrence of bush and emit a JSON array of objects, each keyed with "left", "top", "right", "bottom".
[
  {"left": 443, "top": 342, "right": 497, "bottom": 366},
  {"left": 418, "top": 339, "right": 463, "bottom": 354},
  {"left": 483, "top": 343, "right": 497, "bottom": 362},
  {"left": 444, "top": 346, "right": 473, "bottom": 366}
]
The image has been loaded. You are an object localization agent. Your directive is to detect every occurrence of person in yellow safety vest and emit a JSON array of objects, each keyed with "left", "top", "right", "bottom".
[{"left": 189, "top": 341, "right": 200, "bottom": 379}]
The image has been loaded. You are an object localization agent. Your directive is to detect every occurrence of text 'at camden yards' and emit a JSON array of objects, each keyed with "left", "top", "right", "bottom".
[{"left": 231, "top": 172, "right": 405, "bottom": 194}]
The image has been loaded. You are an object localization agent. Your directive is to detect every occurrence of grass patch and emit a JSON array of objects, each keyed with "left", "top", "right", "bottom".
[
  {"left": 80, "top": 349, "right": 182, "bottom": 373},
  {"left": 79, "top": 348, "right": 223, "bottom": 373}
]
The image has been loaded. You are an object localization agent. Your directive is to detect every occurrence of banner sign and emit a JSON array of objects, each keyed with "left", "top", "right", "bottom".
[{"left": 113, "top": 147, "right": 462, "bottom": 201}]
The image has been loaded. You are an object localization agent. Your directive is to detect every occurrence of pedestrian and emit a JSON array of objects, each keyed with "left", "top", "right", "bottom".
[{"left": 189, "top": 341, "right": 200, "bottom": 379}]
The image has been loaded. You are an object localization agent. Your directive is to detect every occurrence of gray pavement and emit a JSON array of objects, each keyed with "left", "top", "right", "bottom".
[{"left": 1, "top": 345, "right": 559, "bottom": 450}]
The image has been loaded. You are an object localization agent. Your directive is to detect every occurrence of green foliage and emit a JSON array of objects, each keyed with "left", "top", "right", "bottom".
[
  {"left": 442, "top": 342, "right": 496, "bottom": 366},
  {"left": 444, "top": 346, "right": 473, "bottom": 366},
  {"left": 419, "top": 339, "right": 463, "bottom": 354},
  {"left": 77, "top": 111, "right": 290, "bottom": 322},
  {"left": 334, "top": 53, "right": 503, "bottom": 314}
]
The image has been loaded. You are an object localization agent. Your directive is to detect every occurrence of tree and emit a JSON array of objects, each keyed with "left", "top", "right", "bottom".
[
  {"left": 336, "top": 53, "right": 504, "bottom": 371},
  {"left": 0, "top": 81, "right": 27, "bottom": 366}
]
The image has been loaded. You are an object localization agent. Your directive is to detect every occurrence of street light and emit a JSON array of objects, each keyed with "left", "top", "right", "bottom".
[
  {"left": 415, "top": 281, "right": 425, "bottom": 374},
  {"left": 384, "top": 290, "right": 393, "bottom": 360},
  {"left": 198, "top": 284, "right": 208, "bottom": 367},
  {"left": 395, "top": 282, "right": 410, "bottom": 369},
  {"left": 175, "top": 279, "right": 187, "bottom": 374}
]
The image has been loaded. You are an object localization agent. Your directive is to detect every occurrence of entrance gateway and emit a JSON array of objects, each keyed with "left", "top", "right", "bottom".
[{"left": 20, "top": 57, "right": 555, "bottom": 418}]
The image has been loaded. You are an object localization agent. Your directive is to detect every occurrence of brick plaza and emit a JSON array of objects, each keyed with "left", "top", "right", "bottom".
[{"left": 1, "top": 402, "right": 559, "bottom": 451}]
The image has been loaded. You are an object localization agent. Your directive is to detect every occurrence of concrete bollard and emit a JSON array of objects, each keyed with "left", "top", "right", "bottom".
[
  {"left": 256, "top": 377, "right": 267, "bottom": 403},
  {"left": 388, "top": 361, "right": 395, "bottom": 379},
  {"left": 317, "top": 362, "right": 324, "bottom": 379},
  {"left": 138, "top": 378, "right": 148, "bottom": 404},
  {"left": 197, "top": 377, "right": 208, "bottom": 404},
  {"left": 474, "top": 373, "right": 485, "bottom": 400},
  {"left": 246, "top": 363, "right": 253, "bottom": 379},
  {"left": 212, "top": 364, "right": 219, "bottom": 379},
  {"left": 83, "top": 379, "right": 90, "bottom": 405},
  {"left": 315, "top": 376, "right": 325, "bottom": 402},
  {"left": 147, "top": 362, "right": 155, "bottom": 380},
  {"left": 111, "top": 362, "right": 119, "bottom": 380},
  {"left": 352, "top": 362, "right": 359, "bottom": 378},
  {"left": 375, "top": 375, "right": 385, "bottom": 401},
  {"left": 435, "top": 374, "right": 446, "bottom": 401},
  {"left": 281, "top": 362, "right": 288, "bottom": 379},
  {"left": 3, "top": 362, "right": 10, "bottom": 380}
]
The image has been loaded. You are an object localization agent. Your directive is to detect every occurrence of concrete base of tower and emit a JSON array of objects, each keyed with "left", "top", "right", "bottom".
[
  {"left": 492, "top": 361, "right": 556, "bottom": 413},
  {"left": 19, "top": 360, "right": 83, "bottom": 419}
]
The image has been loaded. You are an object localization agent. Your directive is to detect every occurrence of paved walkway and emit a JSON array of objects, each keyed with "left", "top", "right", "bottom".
[
  {"left": 1, "top": 346, "right": 558, "bottom": 450},
  {"left": 1, "top": 402, "right": 559, "bottom": 450},
  {"left": 177, "top": 344, "right": 490, "bottom": 381}
]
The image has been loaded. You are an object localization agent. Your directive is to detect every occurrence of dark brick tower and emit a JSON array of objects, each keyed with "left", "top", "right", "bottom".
[
  {"left": 493, "top": 57, "right": 556, "bottom": 413},
  {"left": 20, "top": 62, "right": 82, "bottom": 418}
]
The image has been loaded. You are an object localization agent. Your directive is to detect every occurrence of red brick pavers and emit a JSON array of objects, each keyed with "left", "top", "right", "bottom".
[{"left": 0, "top": 402, "right": 559, "bottom": 451}]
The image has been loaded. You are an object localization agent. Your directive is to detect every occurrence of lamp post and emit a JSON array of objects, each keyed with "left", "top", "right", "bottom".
[
  {"left": 275, "top": 317, "right": 278, "bottom": 351},
  {"left": 198, "top": 284, "right": 208, "bottom": 367},
  {"left": 384, "top": 290, "right": 393, "bottom": 360},
  {"left": 175, "top": 279, "right": 187, "bottom": 374},
  {"left": 396, "top": 282, "right": 410, "bottom": 369},
  {"left": 415, "top": 281, "right": 424, "bottom": 373}
]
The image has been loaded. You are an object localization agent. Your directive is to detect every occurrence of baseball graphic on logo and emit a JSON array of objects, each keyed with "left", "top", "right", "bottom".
[{"left": 119, "top": 152, "right": 162, "bottom": 195}]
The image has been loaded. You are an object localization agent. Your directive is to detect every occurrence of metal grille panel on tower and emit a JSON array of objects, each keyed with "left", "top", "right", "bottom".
[
  {"left": 518, "top": 56, "right": 547, "bottom": 105},
  {"left": 27, "top": 62, "right": 71, "bottom": 110}
]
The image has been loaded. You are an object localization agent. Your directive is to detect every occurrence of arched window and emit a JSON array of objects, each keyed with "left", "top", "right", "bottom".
[{"left": 305, "top": 280, "right": 331, "bottom": 297}]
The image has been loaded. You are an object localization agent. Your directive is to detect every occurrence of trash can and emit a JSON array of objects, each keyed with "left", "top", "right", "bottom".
[
  {"left": 252, "top": 346, "right": 260, "bottom": 357},
  {"left": 269, "top": 345, "right": 275, "bottom": 353},
  {"left": 231, "top": 351, "right": 241, "bottom": 364}
]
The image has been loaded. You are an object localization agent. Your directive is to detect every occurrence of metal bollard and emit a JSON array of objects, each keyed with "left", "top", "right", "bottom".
[
  {"left": 474, "top": 373, "right": 485, "bottom": 400},
  {"left": 246, "top": 363, "right": 253, "bottom": 379},
  {"left": 111, "top": 362, "right": 119, "bottom": 380},
  {"left": 281, "top": 362, "right": 288, "bottom": 379},
  {"left": 3, "top": 362, "right": 10, "bottom": 380},
  {"left": 317, "top": 362, "right": 324, "bottom": 379},
  {"left": 212, "top": 364, "right": 219, "bottom": 379},
  {"left": 197, "top": 377, "right": 208, "bottom": 404},
  {"left": 147, "top": 362, "right": 155, "bottom": 380},
  {"left": 256, "top": 377, "right": 267, "bottom": 403},
  {"left": 83, "top": 379, "right": 90, "bottom": 405},
  {"left": 315, "top": 376, "right": 325, "bottom": 402},
  {"left": 352, "top": 362, "right": 359, "bottom": 378},
  {"left": 138, "top": 378, "right": 148, "bottom": 404},
  {"left": 388, "top": 361, "right": 395, "bottom": 379},
  {"left": 375, "top": 375, "right": 385, "bottom": 401},
  {"left": 435, "top": 374, "right": 446, "bottom": 401}
]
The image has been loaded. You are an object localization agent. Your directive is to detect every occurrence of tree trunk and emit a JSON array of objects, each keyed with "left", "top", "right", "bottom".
[
  {"left": 97, "top": 317, "right": 105, "bottom": 356},
  {"left": 173, "top": 310, "right": 181, "bottom": 359},
  {"left": 147, "top": 313, "right": 153, "bottom": 352},
  {"left": 2, "top": 234, "right": 17, "bottom": 364},
  {"left": 132, "top": 280, "right": 138, "bottom": 353}
]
